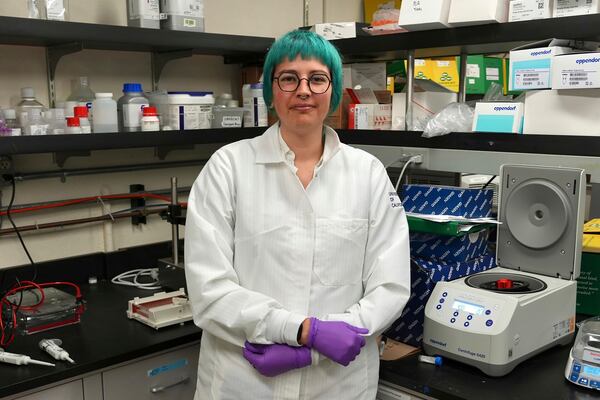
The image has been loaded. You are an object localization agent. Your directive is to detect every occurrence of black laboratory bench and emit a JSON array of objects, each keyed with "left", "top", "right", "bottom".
[
  {"left": 0, "top": 282, "right": 202, "bottom": 399},
  {"left": 0, "top": 243, "right": 597, "bottom": 400}
]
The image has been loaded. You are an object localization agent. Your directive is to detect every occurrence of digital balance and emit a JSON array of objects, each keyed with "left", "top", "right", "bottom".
[
  {"left": 565, "top": 316, "right": 600, "bottom": 390},
  {"left": 423, "top": 165, "right": 585, "bottom": 376}
]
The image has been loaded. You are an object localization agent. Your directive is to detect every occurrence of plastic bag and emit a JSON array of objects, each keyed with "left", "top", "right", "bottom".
[
  {"left": 482, "top": 82, "right": 513, "bottom": 102},
  {"left": 422, "top": 103, "right": 474, "bottom": 138}
]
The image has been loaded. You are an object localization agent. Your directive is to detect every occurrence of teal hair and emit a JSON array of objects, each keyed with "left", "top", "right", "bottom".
[{"left": 263, "top": 30, "right": 343, "bottom": 113}]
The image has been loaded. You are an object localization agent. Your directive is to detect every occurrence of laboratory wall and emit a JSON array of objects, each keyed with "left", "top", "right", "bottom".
[{"left": 0, "top": 0, "right": 363, "bottom": 269}]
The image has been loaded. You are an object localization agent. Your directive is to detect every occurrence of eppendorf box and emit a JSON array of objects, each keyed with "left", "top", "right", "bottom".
[
  {"left": 509, "top": 0, "right": 553, "bottom": 22},
  {"left": 509, "top": 46, "right": 573, "bottom": 90},
  {"left": 398, "top": 0, "right": 452, "bottom": 31},
  {"left": 554, "top": 0, "right": 600, "bottom": 18},
  {"left": 551, "top": 52, "right": 600, "bottom": 89},
  {"left": 472, "top": 102, "right": 524, "bottom": 133}
]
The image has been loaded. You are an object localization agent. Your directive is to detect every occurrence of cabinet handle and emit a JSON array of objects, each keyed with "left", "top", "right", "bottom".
[{"left": 150, "top": 376, "right": 190, "bottom": 393}]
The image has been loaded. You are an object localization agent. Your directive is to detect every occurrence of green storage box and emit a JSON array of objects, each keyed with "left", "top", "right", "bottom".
[
  {"left": 466, "top": 55, "right": 503, "bottom": 95},
  {"left": 577, "top": 252, "right": 600, "bottom": 315}
]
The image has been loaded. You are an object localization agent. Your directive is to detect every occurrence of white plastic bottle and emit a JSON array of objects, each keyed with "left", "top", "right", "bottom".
[
  {"left": 65, "top": 117, "right": 82, "bottom": 134},
  {"left": 92, "top": 93, "right": 118, "bottom": 133},
  {"left": 2, "top": 109, "right": 22, "bottom": 136},
  {"left": 141, "top": 106, "right": 160, "bottom": 132},
  {"left": 74, "top": 106, "right": 92, "bottom": 133}
]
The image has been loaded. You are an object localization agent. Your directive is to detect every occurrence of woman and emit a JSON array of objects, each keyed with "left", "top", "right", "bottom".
[{"left": 185, "top": 29, "right": 410, "bottom": 400}]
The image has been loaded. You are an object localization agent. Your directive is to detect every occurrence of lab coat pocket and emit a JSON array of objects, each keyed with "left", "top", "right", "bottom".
[{"left": 314, "top": 218, "right": 368, "bottom": 286}]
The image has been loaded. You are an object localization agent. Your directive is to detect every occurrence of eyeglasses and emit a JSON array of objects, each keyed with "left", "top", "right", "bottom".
[{"left": 273, "top": 72, "right": 332, "bottom": 94}]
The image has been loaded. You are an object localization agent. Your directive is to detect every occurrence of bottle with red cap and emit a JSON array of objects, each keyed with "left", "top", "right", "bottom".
[
  {"left": 74, "top": 106, "right": 91, "bottom": 133},
  {"left": 141, "top": 106, "right": 160, "bottom": 132},
  {"left": 65, "top": 117, "right": 82, "bottom": 134}
]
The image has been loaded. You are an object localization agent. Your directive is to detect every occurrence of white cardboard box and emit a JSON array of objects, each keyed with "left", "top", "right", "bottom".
[
  {"left": 523, "top": 89, "right": 600, "bottom": 135},
  {"left": 391, "top": 91, "right": 457, "bottom": 130},
  {"left": 312, "top": 22, "right": 356, "bottom": 40},
  {"left": 509, "top": 46, "right": 573, "bottom": 90},
  {"left": 448, "top": 0, "right": 509, "bottom": 26},
  {"left": 348, "top": 104, "right": 392, "bottom": 130},
  {"left": 553, "top": 0, "right": 600, "bottom": 18},
  {"left": 509, "top": 0, "right": 553, "bottom": 22},
  {"left": 398, "top": 0, "right": 452, "bottom": 31},
  {"left": 472, "top": 102, "right": 524, "bottom": 133},
  {"left": 552, "top": 52, "right": 600, "bottom": 89}
]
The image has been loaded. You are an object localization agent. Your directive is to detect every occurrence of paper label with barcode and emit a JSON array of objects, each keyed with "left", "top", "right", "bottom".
[
  {"left": 559, "top": 69, "right": 600, "bottom": 87},
  {"left": 553, "top": 318, "right": 573, "bottom": 340},
  {"left": 555, "top": 0, "right": 597, "bottom": 17},
  {"left": 467, "top": 64, "right": 480, "bottom": 78},
  {"left": 514, "top": 70, "right": 550, "bottom": 89}
]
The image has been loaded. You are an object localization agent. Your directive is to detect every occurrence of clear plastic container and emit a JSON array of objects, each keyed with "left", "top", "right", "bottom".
[
  {"left": 212, "top": 106, "right": 245, "bottom": 128},
  {"left": 118, "top": 83, "right": 150, "bottom": 132},
  {"left": 24, "top": 108, "right": 48, "bottom": 136},
  {"left": 46, "top": 108, "right": 66, "bottom": 135},
  {"left": 67, "top": 76, "right": 95, "bottom": 115},
  {"left": 92, "top": 93, "right": 118, "bottom": 133},
  {"left": 127, "top": 0, "right": 161, "bottom": 29},
  {"left": 160, "top": 0, "right": 204, "bottom": 32},
  {"left": 28, "top": 0, "right": 69, "bottom": 21},
  {"left": 2, "top": 109, "right": 22, "bottom": 136},
  {"left": 17, "top": 87, "right": 46, "bottom": 128}
]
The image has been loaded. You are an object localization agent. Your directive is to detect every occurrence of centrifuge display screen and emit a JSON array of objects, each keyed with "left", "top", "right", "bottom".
[
  {"left": 452, "top": 300, "right": 485, "bottom": 315},
  {"left": 583, "top": 365, "right": 600, "bottom": 377}
]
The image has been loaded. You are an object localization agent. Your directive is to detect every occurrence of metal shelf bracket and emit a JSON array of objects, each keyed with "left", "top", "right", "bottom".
[
  {"left": 151, "top": 50, "right": 194, "bottom": 91},
  {"left": 46, "top": 42, "right": 83, "bottom": 107},
  {"left": 154, "top": 145, "right": 195, "bottom": 160},
  {"left": 53, "top": 150, "right": 91, "bottom": 169}
]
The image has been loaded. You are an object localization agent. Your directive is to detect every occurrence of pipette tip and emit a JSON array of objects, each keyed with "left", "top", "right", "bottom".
[
  {"left": 67, "top": 357, "right": 75, "bottom": 364},
  {"left": 30, "top": 359, "right": 56, "bottom": 367}
]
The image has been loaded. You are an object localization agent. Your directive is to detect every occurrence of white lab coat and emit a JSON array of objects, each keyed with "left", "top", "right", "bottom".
[{"left": 185, "top": 124, "right": 410, "bottom": 400}]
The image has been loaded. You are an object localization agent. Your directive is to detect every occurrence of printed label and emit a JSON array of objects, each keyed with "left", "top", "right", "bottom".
[
  {"left": 389, "top": 191, "right": 402, "bottom": 209},
  {"left": 466, "top": 64, "right": 481, "bottom": 78},
  {"left": 161, "top": 0, "right": 204, "bottom": 17},
  {"left": 129, "top": 0, "right": 161, "bottom": 20},
  {"left": 552, "top": 318, "right": 572, "bottom": 340},
  {"left": 515, "top": 70, "right": 549, "bottom": 88},
  {"left": 220, "top": 115, "right": 242, "bottom": 128},
  {"left": 486, "top": 67, "right": 500, "bottom": 81},
  {"left": 46, "top": 0, "right": 66, "bottom": 20}
]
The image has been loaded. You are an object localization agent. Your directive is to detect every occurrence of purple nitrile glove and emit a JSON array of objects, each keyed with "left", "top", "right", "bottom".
[
  {"left": 243, "top": 341, "right": 311, "bottom": 378},
  {"left": 306, "top": 318, "right": 369, "bottom": 366}
]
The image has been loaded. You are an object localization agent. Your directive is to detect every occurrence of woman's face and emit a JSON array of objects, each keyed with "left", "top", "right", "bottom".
[{"left": 272, "top": 55, "right": 332, "bottom": 132}]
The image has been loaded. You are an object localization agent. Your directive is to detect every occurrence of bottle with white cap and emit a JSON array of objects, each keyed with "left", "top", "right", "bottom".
[
  {"left": 16, "top": 87, "right": 45, "bottom": 127},
  {"left": 2, "top": 109, "right": 21, "bottom": 136},
  {"left": 92, "top": 93, "right": 118, "bottom": 133}
]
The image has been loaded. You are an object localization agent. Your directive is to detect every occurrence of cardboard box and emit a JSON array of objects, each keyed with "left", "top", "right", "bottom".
[
  {"left": 577, "top": 219, "right": 600, "bottom": 315},
  {"left": 466, "top": 55, "right": 504, "bottom": 94},
  {"left": 509, "top": 0, "right": 553, "bottom": 22},
  {"left": 410, "top": 230, "right": 490, "bottom": 263},
  {"left": 384, "top": 254, "right": 496, "bottom": 347},
  {"left": 509, "top": 46, "right": 573, "bottom": 91},
  {"left": 312, "top": 22, "right": 357, "bottom": 40},
  {"left": 554, "top": 0, "right": 600, "bottom": 18},
  {"left": 364, "top": 0, "right": 402, "bottom": 24},
  {"left": 523, "top": 89, "right": 600, "bottom": 136},
  {"left": 399, "top": 0, "right": 452, "bottom": 31},
  {"left": 448, "top": 0, "right": 509, "bottom": 26},
  {"left": 551, "top": 52, "right": 600, "bottom": 89},
  {"left": 326, "top": 90, "right": 391, "bottom": 129},
  {"left": 401, "top": 184, "right": 494, "bottom": 218},
  {"left": 348, "top": 104, "right": 392, "bottom": 129},
  {"left": 472, "top": 102, "right": 524, "bottom": 133},
  {"left": 431, "top": 58, "right": 460, "bottom": 92}
]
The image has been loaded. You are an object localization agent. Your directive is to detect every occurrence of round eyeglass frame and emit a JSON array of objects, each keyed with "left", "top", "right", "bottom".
[{"left": 273, "top": 73, "right": 332, "bottom": 94}]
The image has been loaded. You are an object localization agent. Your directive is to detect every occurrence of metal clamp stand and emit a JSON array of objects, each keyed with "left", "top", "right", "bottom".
[{"left": 158, "top": 177, "right": 187, "bottom": 290}]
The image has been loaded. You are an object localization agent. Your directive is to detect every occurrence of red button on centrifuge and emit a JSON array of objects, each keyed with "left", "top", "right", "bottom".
[{"left": 497, "top": 279, "right": 513, "bottom": 289}]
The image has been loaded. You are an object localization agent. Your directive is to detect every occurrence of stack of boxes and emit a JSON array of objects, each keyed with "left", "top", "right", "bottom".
[
  {"left": 384, "top": 185, "right": 496, "bottom": 347},
  {"left": 577, "top": 219, "right": 600, "bottom": 316}
]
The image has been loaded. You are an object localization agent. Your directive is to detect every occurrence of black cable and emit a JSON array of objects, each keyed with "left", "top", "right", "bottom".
[
  {"left": 482, "top": 175, "right": 497, "bottom": 190},
  {"left": 5, "top": 176, "right": 37, "bottom": 281}
]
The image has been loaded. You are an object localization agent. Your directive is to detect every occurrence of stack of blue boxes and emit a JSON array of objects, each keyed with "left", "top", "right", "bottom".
[{"left": 385, "top": 184, "right": 497, "bottom": 347}]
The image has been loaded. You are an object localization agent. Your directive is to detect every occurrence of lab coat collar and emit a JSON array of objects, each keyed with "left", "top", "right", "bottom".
[{"left": 253, "top": 123, "right": 341, "bottom": 165}]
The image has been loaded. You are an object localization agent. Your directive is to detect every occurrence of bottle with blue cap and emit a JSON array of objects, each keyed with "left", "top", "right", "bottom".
[{"left": 118, "top": 83, "right": 149, "bottom": 132}]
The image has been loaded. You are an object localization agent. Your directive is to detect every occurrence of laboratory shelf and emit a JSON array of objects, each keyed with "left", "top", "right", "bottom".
[
  {"left": 2, "top": 129, "right": 599, "bottom": 158},
  {"left": 0, "top": 16, "right": 273, "bottom": 61},
  {"left": 335, "top": 13, "right": 600, "bottom": 60},
  {"left": 338, "top": 130, "right": 600, "bottom": 157},
  {"left": 0, "top": 128, "right": 265, "bottom": 156}
]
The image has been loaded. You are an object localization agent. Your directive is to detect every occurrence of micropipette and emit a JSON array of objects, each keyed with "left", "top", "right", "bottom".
[
  {"left": 0, "top": 348, "right": 55, "bottom": 367},
  {"left": 39, "top": 339, "right": 75, "bottom": 364}
]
